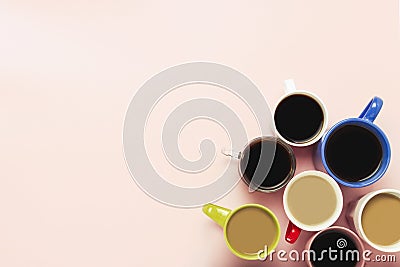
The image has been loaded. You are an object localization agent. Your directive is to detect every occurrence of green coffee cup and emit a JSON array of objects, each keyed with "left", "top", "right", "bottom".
[{"left": 203, "top": 203, "right": 280, "bottom": 260}]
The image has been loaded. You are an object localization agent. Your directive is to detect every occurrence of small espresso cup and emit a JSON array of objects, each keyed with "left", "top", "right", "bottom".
[
  {"left": 202, "top": 203, "right": 280, "bottom": 260},
  {"left": 305, "top": 226, "right": 366, "bottom": 267},
  {"left": 283, "top": 170, "right": 343, "bottom": 243},
  {"left": 274, "top": 79, "right": 328, "bottom": 147},
  {"left": 346, "top": 189, "right": 400, "bottom": 253},
  {"left": 314, "top": 97, "right": 391, "bottom": 188},
  {"left": 222, "top": 136, "right": 296, "bottom": 193}
]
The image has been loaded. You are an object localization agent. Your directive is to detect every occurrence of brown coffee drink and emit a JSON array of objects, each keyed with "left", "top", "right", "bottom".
[
  {"left": 226, "top": 206, "right": 278, "bottom": 255},
  {"left": 287, "top": 175, "right": 337, "bottom": 225},
  {"left": 362, "top": 193, "right": 400, "bottom": 246}
]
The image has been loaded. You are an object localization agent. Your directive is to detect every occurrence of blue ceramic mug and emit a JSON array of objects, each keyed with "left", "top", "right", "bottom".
[{"left": 314, "top": 97, "right": 390, "bottom": 188}]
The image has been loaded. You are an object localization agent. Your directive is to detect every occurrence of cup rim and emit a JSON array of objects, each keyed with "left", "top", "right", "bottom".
[
  {"left": 320, "top": 118, "right": 391, "bottom": 188},
  {"left": 274, "top": 90, "right": 329, "bottom": 147},
  {"left": 283, "top": 170, "right": 343, "bottom": 232},
  {"left": 223, "top": 203, "right": 281, "bottom": 260},
  {"left": 238, "top": 136, "right": 296, "bottom": 193},
  {"left": 305, "top": 226, "right": 366, "bottom": 267},
  {"left": 355, "top": 189, "right": 400, "bottom": 252}
]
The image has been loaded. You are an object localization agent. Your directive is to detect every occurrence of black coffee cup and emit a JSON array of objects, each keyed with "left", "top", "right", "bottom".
[
  {"left": 274, "top": 79, "right": 328, "bottom": 147},
  {"left": 223, "top": 136, "right": 296, "bottom": 192},
  {"left": 306, "top": 226, "right": 365, "bottom": 267}
]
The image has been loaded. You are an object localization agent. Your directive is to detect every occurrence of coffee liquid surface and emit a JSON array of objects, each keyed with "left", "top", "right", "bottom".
[
  {"left": 274, "top": 94, "right": 324, "bottom": 143},
  {"left": 287, "top": 175, "right": 337, "bottom": 225},
  {"left": 362, "top": 193, "right": 400, "bottom": 246},
  {"left": 310, "top": 229, "right": 358, "bottom": 267},
  {"left": 226, "top": 207, "right": 278, "bottom": 255},
  {"left": 241, "top": 139, "right": 292, "bottom": 189},
  {"left": 325, "top": 124, "right": 382, "bottom": 182}
]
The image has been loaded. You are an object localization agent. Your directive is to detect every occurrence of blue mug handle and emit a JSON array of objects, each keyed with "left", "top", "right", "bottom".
[{"left": 359, "top": 97, "right": 383, "bottom": 123}]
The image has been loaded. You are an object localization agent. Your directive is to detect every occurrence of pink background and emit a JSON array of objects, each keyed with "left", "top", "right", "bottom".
[{"left": 1, "top": 1, "right": 400, "bottom": 266}]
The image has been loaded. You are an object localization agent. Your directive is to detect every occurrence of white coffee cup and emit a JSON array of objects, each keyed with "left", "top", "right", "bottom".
[
  {"left": 346, "top": 189, "right": 400, "bottom": 253},
  {"left": 274, "top": 80, "right": 328, "bottom": 147},
  {"left": 283, "top": 170, "right": 343, "bottom": 243}
]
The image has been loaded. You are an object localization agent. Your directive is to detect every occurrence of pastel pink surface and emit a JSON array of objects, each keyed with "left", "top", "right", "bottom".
[{"left": 1, "top": 1, "right": 400, "bottom": 267}]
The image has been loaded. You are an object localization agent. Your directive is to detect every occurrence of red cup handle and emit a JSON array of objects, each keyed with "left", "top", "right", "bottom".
[{"left": 285, "top": 221, "right": 302, "bottom": 244}]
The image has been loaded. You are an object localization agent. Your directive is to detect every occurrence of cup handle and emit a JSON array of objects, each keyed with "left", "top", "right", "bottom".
[
  {"left": 284, "top": 79, "right": 297, "bottom": 94},
  {"left": 359, "top": 96, "right": 383, "bottom": 123},
  {"left": 202, "top": 203, "right": 231, "bottom": 227},
  {"left": 221, "top": 149, "right": 242, "bottom": 160},
  {"left": 285, "top": 221, "right": 302, "bottom": 244}
]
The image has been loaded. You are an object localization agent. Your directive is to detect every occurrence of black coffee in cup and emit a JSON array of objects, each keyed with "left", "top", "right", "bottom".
[
  {"left": 274, "top": 94, "right": 324, "bottom": 144},
  {"left": 310, "top": 229, "right": 358, "bottom": 267},
  {"left": 325, "top": 124, "right": 383, "bottom": 182},
  {"left": 240, "top": 138, "right": 295, "bottom": 191}
]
